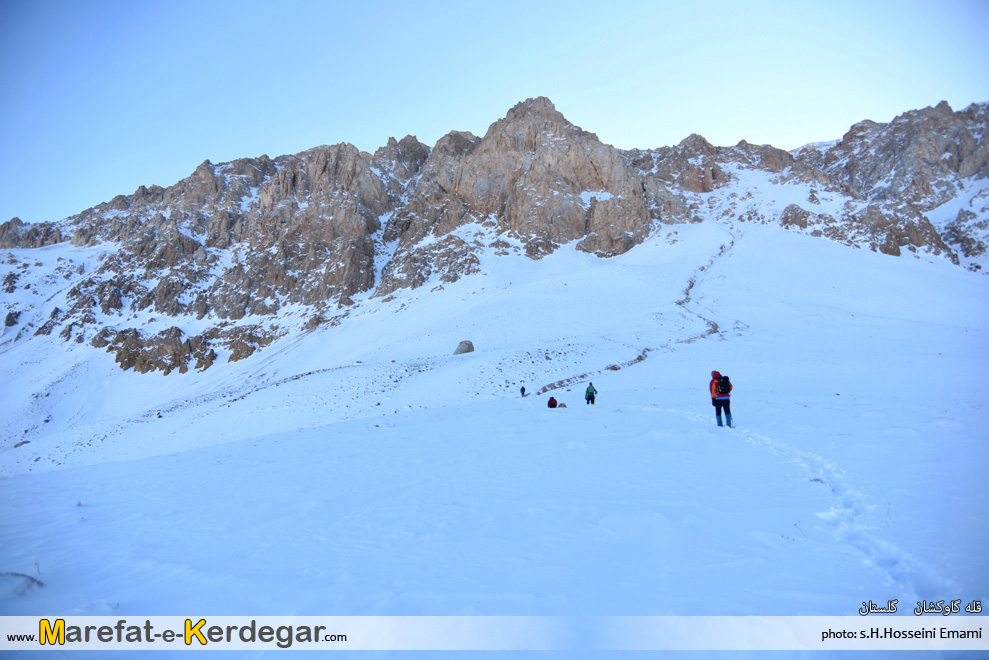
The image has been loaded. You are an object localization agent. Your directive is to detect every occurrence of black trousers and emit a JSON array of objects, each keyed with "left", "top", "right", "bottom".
[{"left": 714, "top": 399, "right": 731, "bottom": 416}]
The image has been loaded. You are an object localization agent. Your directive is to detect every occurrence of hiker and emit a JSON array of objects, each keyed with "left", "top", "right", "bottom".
[
  {"left": 547, "top": 396, "right": 558, "bottom": 409},
  {"left": 709, "top": 370, "right": 733, "bottom": 427},
  {"left": 585, "top": 382, "right": 597, "bottom": 405},
  {"left": 520, "top": 385, "right": 526, "bottom": 397}
]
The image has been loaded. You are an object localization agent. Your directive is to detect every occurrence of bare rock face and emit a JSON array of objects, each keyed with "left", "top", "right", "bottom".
[
  {"left": 472, "top": 98, "right": 652, "bottom": 257},
  {"left": 624, "top": 134, "right": 728, "bottom": 195},
  {"left": 374, "top": 97, "right": 661, "bottom": 294},
  {"left": 0, "top": 217, "right": 65, "bottom": 249},
  {"left": 380, "top": 130, "right": 483, "bottom": 248},
  {"left": 387, "top": 98, "right": 653, "bottom": 256},
  {"left": 453, "top": 340, "right": 474, "bottom": 355}
]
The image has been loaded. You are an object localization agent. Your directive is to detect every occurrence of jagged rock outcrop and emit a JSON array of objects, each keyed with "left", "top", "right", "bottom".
[
  {"left": 805, "top": 101, "right": 989, "bottom": 207},
  {"left": 786, "top": 101, "right": 989, "bottom": 261},
  {"left": 779, "top": 204, "right": 834, "bottom": 231},
  {"left": 1, "top": 97, "right": 986, "bottom": 373},
  {"left": 0, "top": 217, "right": 65, "bottom": 248},
  {"left": 371, "top": 135, "right": 431, "bottom": 206},
  {"left": 88, "top": 323, "right": 269, "bottom": 374},
  {"left": 374, "top": 97, "right": 670, "bottom": 294},
  {"left": 625, "top": 134, "right": 727, "bottom": 194},
  {"left": 1, "top": 143, "right": 395, "bottom": 368}
]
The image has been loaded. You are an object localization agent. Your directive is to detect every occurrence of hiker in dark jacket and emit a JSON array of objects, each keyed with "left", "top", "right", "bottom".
[
  {"left": 547, "top": 396, "right": 558, "bottom": 408},
  {"left": 585, "top": 382, "right": 597, "bottom": 405},
  {"left": 709, "top": 370, "right": 733, "bottom": 427}
]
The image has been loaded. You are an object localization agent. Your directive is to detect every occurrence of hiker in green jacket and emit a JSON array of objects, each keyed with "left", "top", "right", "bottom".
[{"left": 585, "top": 382, "right": 597, "bottom": 405}]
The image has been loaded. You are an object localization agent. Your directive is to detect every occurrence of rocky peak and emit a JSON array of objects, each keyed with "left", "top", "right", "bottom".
[
  {"left": 432, "top": 131, "right": 482, "bottom": 158},
  {"left": 815, "top": 100, "right": 989, "bottom": 207},
  {"left": 729, "top": 140, "right": 821, "bottom": 180},
  {"left": 387, "top": 97, "right": 652, "bottom": 261},
  {"left": 482, "top": 96, "right": 598, "bottom": 153},
  {"left": 0, "top": 217, "right": 24, "bottom": 240},
  {"left": 373, "top": 135, "right": 431, "bottom": 174},
  {"left": 504, "top": 96, "right": 562, "bottom": 122},
  {"left": 0, "top": 215, "right": 65, "bottom": 249},
  {"left": 370, "top": 98, "right": 667, "bottom": 296},
  {"left": 676, "top": 134, "right": 718, "bottom": 158},
  {"left": 371, "top": 135, "right": 431, "bottom": 205},
  {"left": 624, "top": 134, "right": 727, "bottom": 194},
  {"left": 961, "top": 101, "right": 989, "bottom": 123},
  {"left": 194, "top": 159, "right": 216, "bottom": 180},
  {"left": 914, "top": 100, "right": 954, "bottom": 120}
]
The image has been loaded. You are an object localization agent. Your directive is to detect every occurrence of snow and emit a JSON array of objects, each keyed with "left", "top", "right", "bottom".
[
  {"left": 686, "top": 165, "right": 852, "bottom": 227},
  {"left": 791, "top": 140, "right": 839, "bottom": 155},
  {"left": 578, "top": 191, "right": 614, "bottom": 208},
  {"left": 926, "top": 177, "right": 989, "bottom": 228},
  {"left": 239, "top": 185, "right": 260, "bottom": 214},
  {"left": 1, "top": 219, "right": 987, "bottom": 658}
]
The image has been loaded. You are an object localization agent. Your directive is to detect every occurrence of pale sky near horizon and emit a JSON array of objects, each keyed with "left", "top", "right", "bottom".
[{"left": 1, "top": 0, "right": 988, "bottom": 225}]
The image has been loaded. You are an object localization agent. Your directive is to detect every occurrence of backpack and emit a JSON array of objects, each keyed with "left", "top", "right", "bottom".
[
  {"left": 548, "top": 397, "right": 558, "bottom": 408},
  {"left": 716, "top": 375, "right": 731, "bottom": 395}
]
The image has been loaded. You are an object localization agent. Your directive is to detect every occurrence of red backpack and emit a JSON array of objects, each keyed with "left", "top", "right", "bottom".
[{"left": 547, "top": 397, "right": 558, "bottom": 408}]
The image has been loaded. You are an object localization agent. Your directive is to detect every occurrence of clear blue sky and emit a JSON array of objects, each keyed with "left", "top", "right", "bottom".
[{"left": 2, "top": 0, "right": 987, "bottom": 225}]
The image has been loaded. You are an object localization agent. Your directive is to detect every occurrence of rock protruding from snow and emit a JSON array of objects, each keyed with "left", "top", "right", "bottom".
[{"left": 453, "top": 340, "right": 475, "bottom": 355}]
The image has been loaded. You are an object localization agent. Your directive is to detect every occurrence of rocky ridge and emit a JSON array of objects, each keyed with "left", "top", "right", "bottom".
[{"left": 1, "top": 97, "right": 986, "bottom": 373}]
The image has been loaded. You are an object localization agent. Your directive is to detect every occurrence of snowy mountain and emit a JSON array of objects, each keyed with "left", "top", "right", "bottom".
[
  {"left": 0, "top": 99, "right": 987, "bottom": 657},
  {"left": 1, "top": 97, "right": 986, "bottom": 377}
]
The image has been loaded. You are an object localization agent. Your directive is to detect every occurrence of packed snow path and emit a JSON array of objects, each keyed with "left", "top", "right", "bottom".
[{"left": 537, "top": 225, "right": 738, "bottom": 397}]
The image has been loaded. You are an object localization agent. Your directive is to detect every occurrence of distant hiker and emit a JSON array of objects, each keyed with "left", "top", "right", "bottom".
[
  {"left": 710, "top": 370, "right": 733, "bottom": 427},
  {"left": 547, "top": 396, "right": 558, "bottom": 409},
  {"left": 520, "top": 386, "right": 526, "bottom": 397},
  {"left": 585, "top": 382, "right": 597, "bottom": 405}
]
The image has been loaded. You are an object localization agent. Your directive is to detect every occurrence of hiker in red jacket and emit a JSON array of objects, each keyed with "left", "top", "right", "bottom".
[
  {"left": 547, "top": 396, "right": 558, "bottom": 409},
  {"left": 709, "top": 370, "right": 733, "bottom": 427}
]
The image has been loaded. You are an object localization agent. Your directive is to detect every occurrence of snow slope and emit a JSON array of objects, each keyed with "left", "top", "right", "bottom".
[{"left": 1, "top": 219, "right": 987, "bottom": 658}]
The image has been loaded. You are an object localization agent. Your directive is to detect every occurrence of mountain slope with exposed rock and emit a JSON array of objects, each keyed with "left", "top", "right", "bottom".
[{"left": 1, "top": 97, "right": 986, "bottom": 374}]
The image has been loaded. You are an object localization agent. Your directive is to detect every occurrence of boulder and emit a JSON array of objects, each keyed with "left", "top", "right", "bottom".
[{"left": 453, "top": 340, "right": 474, "bottom": 355}]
